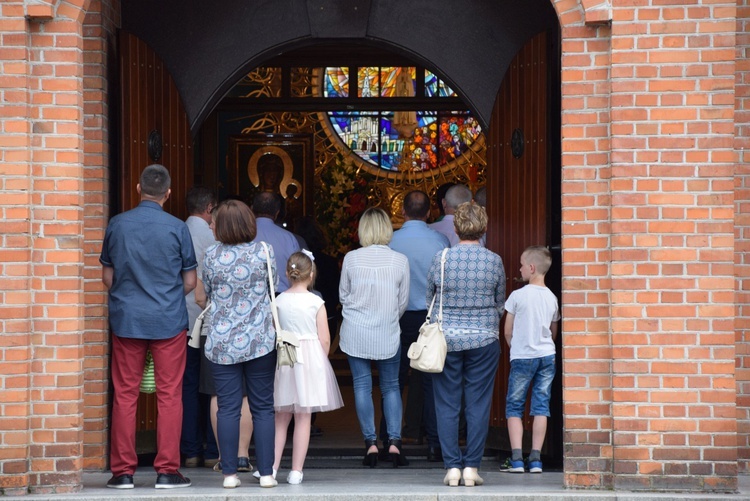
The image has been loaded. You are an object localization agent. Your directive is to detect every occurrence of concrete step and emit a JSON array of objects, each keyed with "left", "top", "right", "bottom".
[{"left": 25, "top": 466, "right": 750, "bottom": 501}]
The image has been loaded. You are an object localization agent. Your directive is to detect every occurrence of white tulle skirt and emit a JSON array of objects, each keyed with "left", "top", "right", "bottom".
[{"left": 273, "top": 337, "right": 344, "bottom": 414}]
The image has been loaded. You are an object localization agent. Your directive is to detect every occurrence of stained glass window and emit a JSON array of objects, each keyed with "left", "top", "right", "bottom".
[
  {"left": 329, "top": 112, "right": 380, "bottom": 165},
  {"left": 227, "top": 64, "right": 479, "bottom": 173},
  {"left": 425, "top": 70, "right": 457, "bottom": 98},
  {"left": 380, "top": 67, "right": 416, "bottom": 97},
  {"left": 358, "top": 67, "right": 379, "bottom": 97},
  {"left": 439, "top": 114, "right": 481, "bottom": 164},
  {"left": 324, "top": 67, "right": 349, "bottom": 98}
]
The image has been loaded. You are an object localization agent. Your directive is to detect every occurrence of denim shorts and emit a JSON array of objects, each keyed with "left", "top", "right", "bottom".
[{"left": 505, "top": 355, "right": 556, "bottom": 418}]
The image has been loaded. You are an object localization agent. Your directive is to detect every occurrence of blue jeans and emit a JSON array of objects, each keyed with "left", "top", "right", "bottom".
[
  {"left": 506, "top": 355, "right": 556, "bottom": 418},
  {"left": 209, "top": 351, "right": 276, "bottom": 476},
  {"left": 348, "top": 349, "right": 402, "bottom": 442},
  {"left": 180, "top": 345, "right": 203, "bottom": 458},
  {"left": 433, "top": 340, "right": 500, "bottom": 469}
]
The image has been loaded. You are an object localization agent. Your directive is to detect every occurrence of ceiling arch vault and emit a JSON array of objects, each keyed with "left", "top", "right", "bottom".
[{"left": 122, "top": 0, "right": 559, "bottom": 135}]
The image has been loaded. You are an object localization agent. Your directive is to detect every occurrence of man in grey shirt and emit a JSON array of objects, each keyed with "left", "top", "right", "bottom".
[
  {"left": 181, "top": 187, "right": 217, "bottom": 468},
  {"left": 429, "top": 184, "right": 473, "bottom": 246}
]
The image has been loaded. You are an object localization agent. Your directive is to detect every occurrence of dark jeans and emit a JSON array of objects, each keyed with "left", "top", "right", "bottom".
[
  {"left": 180, "top": 345, "right": 203, "bottom": 458},
  {"left": 209, "top": 351, "right": 276, "bottom": 476},
  {"left": 433, "top": 340, "right": 500, "bottom": 469}
]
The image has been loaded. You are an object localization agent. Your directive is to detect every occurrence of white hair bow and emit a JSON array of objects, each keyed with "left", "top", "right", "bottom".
[{"left": 301, "top": 249, "right": 315, "bottom": 261}]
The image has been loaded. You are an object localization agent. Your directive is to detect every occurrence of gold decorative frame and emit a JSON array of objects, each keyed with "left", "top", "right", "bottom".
[{"left": 227, "top": 133, "right": 315, "bottom": 222}]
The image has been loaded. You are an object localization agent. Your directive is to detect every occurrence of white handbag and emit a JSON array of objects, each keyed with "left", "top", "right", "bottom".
[
  {"left": 260, "top": 242, "right": 301, "bottom": 368},
  {"left": 188, "top": 301, "right": 210, "bottom": 349},
  {"left": 408, "top": 248, "right": 448, "bottom": 373}
]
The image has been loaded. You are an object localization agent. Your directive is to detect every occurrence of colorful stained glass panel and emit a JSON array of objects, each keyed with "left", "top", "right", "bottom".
[
  {"left": 438, "top": 114, "right": 482, "bottom": 164},
  {"left": 380, "top": 67, "right": 416, "bottom": 98},
  {"left": 424, "top": 70, "right": 457, "bottom": 97},
  {"left": 324, "top": 67, "right": 349, "bottom": 98},
  {"left": 328, "top": 111, "right": 379, "bottom": 165},
  {"left": 358, "top": 67, "right": 379, "bottom": 97}
]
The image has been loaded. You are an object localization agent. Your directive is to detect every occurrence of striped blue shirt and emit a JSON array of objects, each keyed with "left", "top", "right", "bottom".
[{"left": 339, "top": 245, "right": 410, "bottom": 360}]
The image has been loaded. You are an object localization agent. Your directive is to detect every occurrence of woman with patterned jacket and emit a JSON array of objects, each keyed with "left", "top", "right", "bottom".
[{"left": 426, "top": 201, "right": 506, "bottom": 487}]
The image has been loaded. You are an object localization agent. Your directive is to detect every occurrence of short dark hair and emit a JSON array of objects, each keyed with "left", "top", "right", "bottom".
[
  {"left": 212, "top": 199, "right": 257, "bottom": 245},
  {"left": 435, "top": 182, "right": 456, "bottom": 216},
  {"left": 252, "top": 191, "right": 281, "bottom": 217},
  {"left": 186, "top": 186, "right": 215, "bottom": 215},
  {"left": 140, "top": 164, "right": 170, "bottom": 197},
  {"left": 403, "top": 190, "right": 430, "bottom": 220},
  {"left": 295, "top": 216, "right": 327, "bottom": 253}
]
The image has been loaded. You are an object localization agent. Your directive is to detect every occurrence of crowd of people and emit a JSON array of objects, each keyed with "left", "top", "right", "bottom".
[{"left": 100, "top": 164, "right": 560, "bottom": 490}]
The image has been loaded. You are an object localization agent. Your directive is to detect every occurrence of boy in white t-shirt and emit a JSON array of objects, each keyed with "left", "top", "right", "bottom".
[{"left": 500, "top": 246, "right": 560, "bottom": 474}]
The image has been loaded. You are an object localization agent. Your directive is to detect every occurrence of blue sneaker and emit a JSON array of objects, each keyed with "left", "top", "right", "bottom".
[
  {"left": 528, "top": 459, "right": 543, "bottom": 473},
  {"left": 499, "top": 457, "right": 525, "bottom": 473}
]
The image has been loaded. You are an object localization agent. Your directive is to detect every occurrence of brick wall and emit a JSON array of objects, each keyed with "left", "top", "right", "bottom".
[
  {"left": 82, "top": 0, "right": 118, "bottom": 472},
  {"left": 0, "top": 0, "right": 745, "bottom": 494},
  {"left": 553, "top": 0, "right": 615, "bottom": 490},
  {"left": 556, "top": 0, "right": 740, "bottom": 492},
  {"left": 736, "top": 0, "right": 750, "bottom": 475},
  {"left": 0, "top": 0, "right": 92, "bottom": 495}
]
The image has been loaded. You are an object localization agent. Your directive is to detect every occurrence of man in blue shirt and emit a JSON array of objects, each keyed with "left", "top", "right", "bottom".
[
  {"left": 100, "top": 164, "right": 197, "bottom": 490},
  {"left": 252, "top": 191, "right": 300, "bottom": 293},
  {"left": 387, "top": 190, "right": 450, "bottom": 461}
]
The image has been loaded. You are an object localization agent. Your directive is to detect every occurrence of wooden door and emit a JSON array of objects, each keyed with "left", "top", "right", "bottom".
[
  {"left": 118, "top": 30, "right": 193, "bottom": 450},
  {"left": 485, "top": 30, "right": 561, "bottom": 461}
]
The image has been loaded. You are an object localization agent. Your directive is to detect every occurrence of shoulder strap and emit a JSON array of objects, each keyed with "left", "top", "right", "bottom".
[
  {"left": 260, "top": 242, "right": 281, "bottom": 333},
  {"left": 436, "top": 248, "right": 448, "bottom": 326}
]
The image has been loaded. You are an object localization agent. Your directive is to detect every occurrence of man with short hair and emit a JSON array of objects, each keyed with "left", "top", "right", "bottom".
[
  {"left": 252, "top": 191, "right": 300, "bottom": 293},
  {"left": 429, "top": 184, "right": 473, "bottom": 246},
  {"left": 101, "top": 164, "right": 197, "bottom": 490},
  {"left": 388, "top": 190, "right": 450, "bottom": 461},
  {"left": 181, "top": 186, "right": 218, "bottom": 468}
]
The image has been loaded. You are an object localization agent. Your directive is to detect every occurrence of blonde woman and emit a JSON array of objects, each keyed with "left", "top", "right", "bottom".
[
  {"left": 339, "top": 208, "right": 410, "bottom": 468},
  {"left": 427, "top": 201, "right": 506, "bottom": 487}
]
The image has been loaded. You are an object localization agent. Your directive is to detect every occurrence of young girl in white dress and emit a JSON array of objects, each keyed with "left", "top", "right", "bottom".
[{"left": 272, "top": 250, "right": 343, "bottom": 484}]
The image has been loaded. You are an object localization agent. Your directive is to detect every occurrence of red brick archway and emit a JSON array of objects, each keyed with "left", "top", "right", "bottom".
[{"left": 0, "top": 0, "right": 744, "bottom": 494}]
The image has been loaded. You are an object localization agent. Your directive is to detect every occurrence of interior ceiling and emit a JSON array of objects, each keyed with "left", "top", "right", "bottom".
[{"left": 122, "top": 0, "right": 558, "bottom": 135}]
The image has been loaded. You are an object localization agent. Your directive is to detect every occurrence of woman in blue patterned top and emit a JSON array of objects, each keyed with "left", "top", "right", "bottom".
[
  {"left": 426, "top": 201, "right": 506, "bottom": 487},
  {"left": 195, "top": 199, "right": 278, "bottom": 489}
]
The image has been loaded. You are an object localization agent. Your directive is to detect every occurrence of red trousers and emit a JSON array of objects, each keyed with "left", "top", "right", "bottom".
[{"left": 110, "top": 331, "right": 186, "bottom": 476}]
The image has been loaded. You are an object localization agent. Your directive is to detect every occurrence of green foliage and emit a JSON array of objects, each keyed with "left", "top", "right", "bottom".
[{"left": 315, "top": 154, "right": 370, "bottom": 257}]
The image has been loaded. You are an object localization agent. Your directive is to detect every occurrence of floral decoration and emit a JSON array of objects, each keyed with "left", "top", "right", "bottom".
[{"left": 315, "top": 154, "right": 371, "bottom": 256}]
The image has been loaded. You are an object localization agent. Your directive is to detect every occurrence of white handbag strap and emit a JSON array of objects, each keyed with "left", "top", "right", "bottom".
[
  {"left": 197, "top": 301, "right": 211, "bottom": 320},
  {"left": 260, "top": 242, "right": 282, "bottom": 334},
  {"left": 427, "top": 248, "right": 448, "bottom": 326}
]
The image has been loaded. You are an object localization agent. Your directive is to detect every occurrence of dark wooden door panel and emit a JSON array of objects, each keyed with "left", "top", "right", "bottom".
[
  {"left": 119, "top": 30, "right": 193, "bottom": 220},
  {"left": 486, "top": 31, "right": 549, "bottom": 432},
  {"left": 118, "top": 31, "right": 193, "bottom": 442}
]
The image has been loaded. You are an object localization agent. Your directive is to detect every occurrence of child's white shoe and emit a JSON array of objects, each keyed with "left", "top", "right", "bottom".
[
  {"left": 223, "top": 475, "right": 241, "bottom": 489},
  {"left": 287, "top": 470, "right": 303, "bottom": 484}
]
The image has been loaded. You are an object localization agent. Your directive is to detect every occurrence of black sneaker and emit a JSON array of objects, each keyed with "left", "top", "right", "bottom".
[
  {"left": 155, "top": 472, "right": 191, "bottom": 489},
  {"left": 106, "top": 474, "right": 134, "bottom": 489}
]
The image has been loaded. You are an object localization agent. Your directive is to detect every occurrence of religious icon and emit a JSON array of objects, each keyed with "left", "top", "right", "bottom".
[{"left": 228, "top": 134, "right": 314, "bottom": 228}]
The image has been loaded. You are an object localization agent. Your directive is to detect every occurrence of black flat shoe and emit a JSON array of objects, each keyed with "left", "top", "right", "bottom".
[
  {"left": 388, "top": 439, "right": 409, "bottom": 468},
  {"left": 362, "top": 439, "right": 378, "bottom": 468}
]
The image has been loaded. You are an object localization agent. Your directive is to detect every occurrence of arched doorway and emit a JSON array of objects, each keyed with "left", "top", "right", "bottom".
[{"left": 117, "top": 0, "right": 562, "bottom": 467}]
